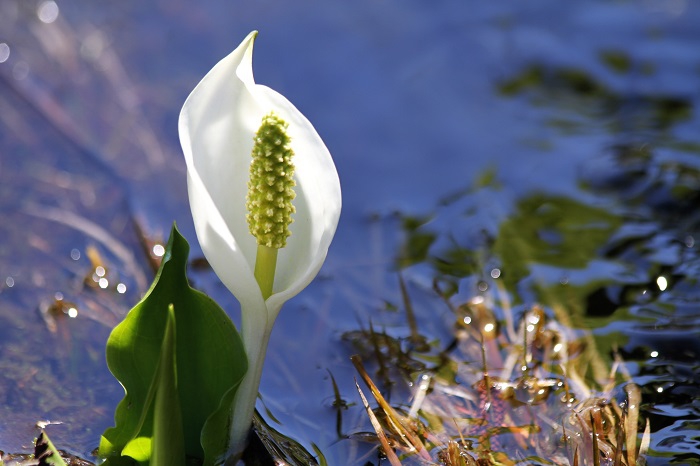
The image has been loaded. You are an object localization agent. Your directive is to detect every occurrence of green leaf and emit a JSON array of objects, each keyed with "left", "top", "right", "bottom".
[
  {"left": 151, "top": 305, "right": 185, "bottom": 466},
  {"left": 99, "top": 224, "right": 247, "bottom": 465},
  {"left": 35, "top": 430, "right": 68, "bottom": 466},
  {"left": 122, "top": 437, "right": 151, "bottom": 464}
]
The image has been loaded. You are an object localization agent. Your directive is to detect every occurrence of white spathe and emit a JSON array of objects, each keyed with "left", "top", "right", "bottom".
[{"left": 178, "top": 30, "right": 341, "bottom": 459}]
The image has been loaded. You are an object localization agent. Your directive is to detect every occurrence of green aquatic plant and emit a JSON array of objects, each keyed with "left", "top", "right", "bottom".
[
  {"left": 97, "top": 29, "right": 341, "bottom": 466},
  {"left": 98, "top": 226, "right": 247, "bottom": 466},
  {"left": 178, "top": 30, "right": 341, "bottom": 457},
  {"left": 35, "top": 430, "right": 68, "bottom": 466}
]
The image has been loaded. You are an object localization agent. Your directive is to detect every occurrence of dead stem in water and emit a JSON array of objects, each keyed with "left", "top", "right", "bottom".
[{"left": 347, "top": 282, "right": 650, "bottom": 466}]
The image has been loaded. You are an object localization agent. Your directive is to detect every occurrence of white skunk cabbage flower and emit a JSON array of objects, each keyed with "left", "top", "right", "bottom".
[{"left": 178, "top": 30, "right": 341, "bottom": 459}]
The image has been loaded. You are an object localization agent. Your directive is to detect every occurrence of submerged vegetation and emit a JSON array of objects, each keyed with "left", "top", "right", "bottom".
[
  {"left": 336, "top": 139, "right": 698, "bottom": 464},
  {"left": 348, "top": 296, "right": 650, "bottom": 465}
]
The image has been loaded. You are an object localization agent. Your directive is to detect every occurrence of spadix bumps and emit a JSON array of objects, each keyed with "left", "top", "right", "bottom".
[{"left": 246, "top": 112, "right": 296, "bottom": 249}]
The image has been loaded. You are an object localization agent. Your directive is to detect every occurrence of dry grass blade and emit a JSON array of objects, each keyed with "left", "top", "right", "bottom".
[
  {"left": 368, "top": 321, "right": 392, "bottom": 387},
  {"left": 625, "top": 383, "right": 641, "bottom": 466},
  {"left": 349, "top": 288, "right": 651, "bottom": 466},
  {"left": 355, "top": 378, "right": 403, "bottom": 466},
  {"left": 637, "top": 418, "right": 650, "bottom": 466},
  {"left": 614, "top": 412, "right": 625, "bottom": 466},
  {"left": 590, "top": 411, "right": 601, "bottom": 466},
  {"left": 398, "top": 273, "right": 428, "bottom": 350},
  {"left": 439, "top": 441, "right": 477, "bottom": 466},
  {"left": 351, "top": 355, "right": 431, "bottom": 460}
]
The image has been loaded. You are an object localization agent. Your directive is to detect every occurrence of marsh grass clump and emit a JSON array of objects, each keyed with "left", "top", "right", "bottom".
[{"left": 347, "top": 286, "right": 650, "bottom": 466}]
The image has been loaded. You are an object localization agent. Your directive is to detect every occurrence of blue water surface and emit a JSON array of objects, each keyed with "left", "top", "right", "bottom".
[{"left": 1, "top": 1, "right": 699, "bottom": 464}]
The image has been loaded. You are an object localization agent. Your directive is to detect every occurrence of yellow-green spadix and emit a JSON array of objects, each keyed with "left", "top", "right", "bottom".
[{"left": 178, "top": 30, "right": 341, "bottom": 459}]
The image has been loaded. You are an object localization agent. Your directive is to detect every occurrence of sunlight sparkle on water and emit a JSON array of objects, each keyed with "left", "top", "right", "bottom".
[
  {"left": 37, "top": 1, "right": 59, "bottom": 23},
  {"left": 117, "top": 283, "right": 127, "bottom": 294},
  {"left": 657, "top": 276, "right": 668, "bottom": 291},
  {"left": 0, "top": 43, "right": 9, "bottom": 63},
  {"left": 685, "top": 235, "right": 695, "bottom": 248},
  {"left": 5, "top": 277, "right": 14, "bottom": 288},
  {"left": 490, "top": 268, "right": 501, "bottom": 278},
  {"left": 67, "top": 307, "right": 78, "bottom": 318},
  {"left": 153, "top": 244, "right": 165, "bottom": 257},
  {"left": 98, "top": 278, "right": 109, "bottom": 289},
  {"left": 13, "top": 62, "right": 28, "bottom": 80},
  {"left": 650, "top": 351, "right": 659, "bottom": 358},
  {"left": 70, "top": 248, "right": 81, "bottom": 260},
  {"left": 418, "top": 374, "right": 430, "bottom": 390},
  {"left": 80, "top": 31, "right": 106, "bottom": 61},
  {"left": 484, "top": 323, "right": 495, "bottom": 333}
]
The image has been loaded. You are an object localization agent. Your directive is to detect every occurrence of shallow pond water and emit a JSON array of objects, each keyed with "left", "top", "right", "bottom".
[{"left": 1, "top": 0, "right": 699, "bottom": 464}]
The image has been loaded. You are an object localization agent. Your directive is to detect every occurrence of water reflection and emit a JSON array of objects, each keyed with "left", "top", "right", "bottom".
[
  {"left": 338, "top": 35, "right": 700, "bottom": 464},
  {"left": 499, "top": 62, "right": 694, "bottom": 142},
  {"left": 12, "top": 61, "right": 29, "bottom": 80},
  {"left": 341, "top": 168, "right": 700, "bottom": 463},
  {"left": 335, "top": 51, "right": 699, "bottom": 466},
  {"left": 1, "top": 0, "right": 699, "bottom": 464}
]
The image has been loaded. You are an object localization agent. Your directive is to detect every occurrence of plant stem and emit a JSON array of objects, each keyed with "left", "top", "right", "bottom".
[
  {"left": 226, "top": 303, "right": 273, "bottom": 463},
  {"left": 227, "top": 244, "right": 278, "bottom": 460},
  {"left": 254, "top": 244, "right": 278, "bottom": 300}
]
